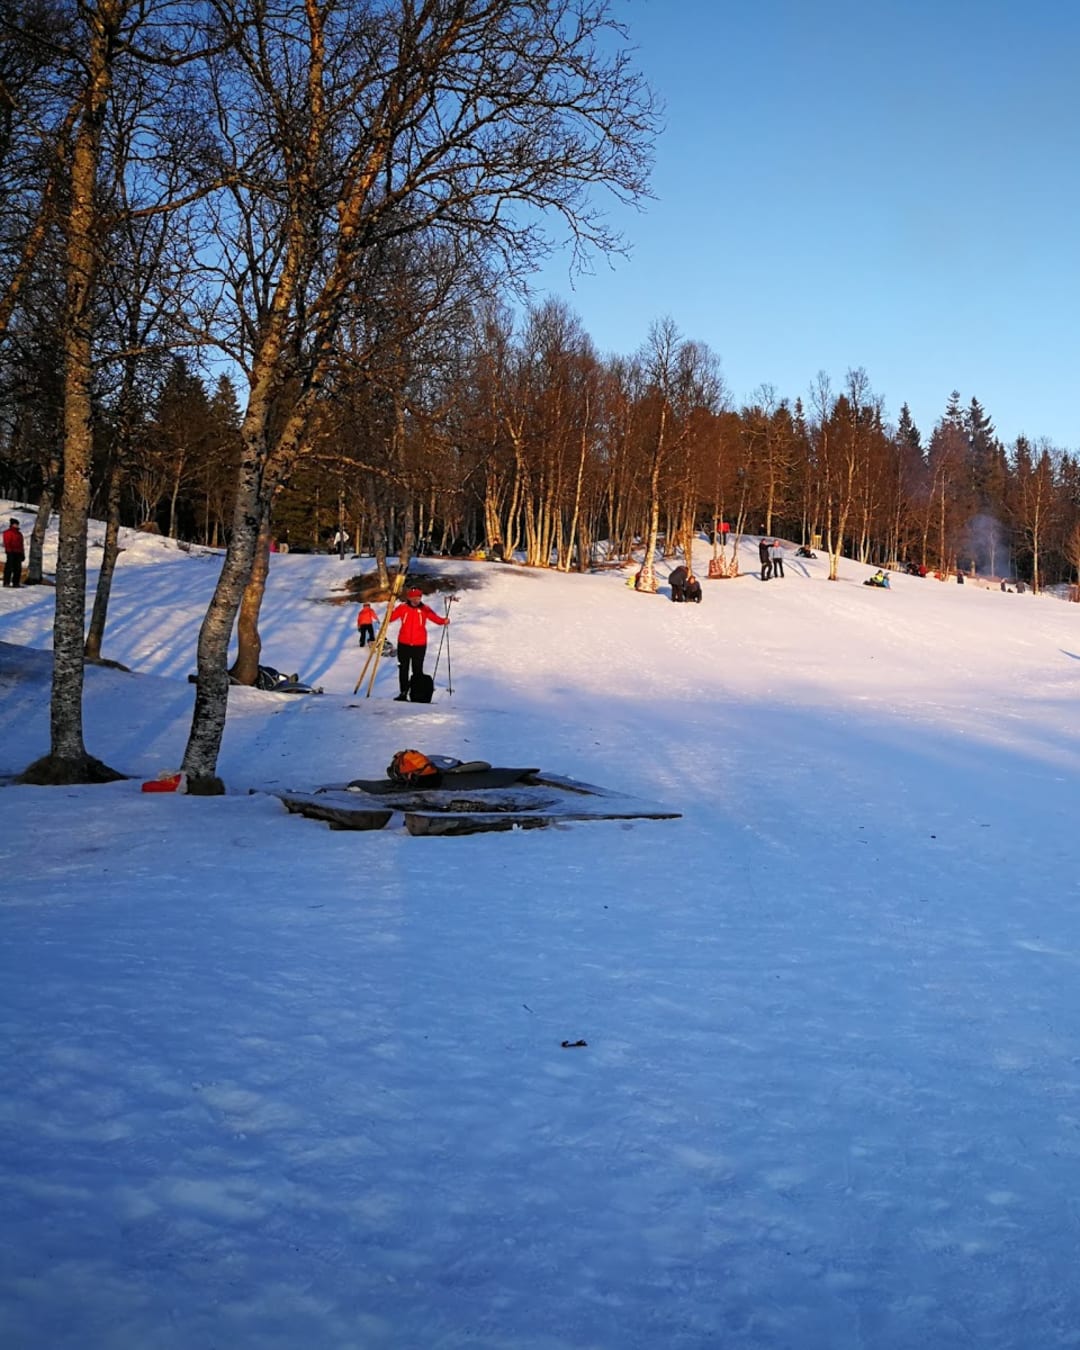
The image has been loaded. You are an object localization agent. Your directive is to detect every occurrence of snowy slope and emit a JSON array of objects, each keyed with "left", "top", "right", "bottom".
[{"left": 2, "top": 511, "right": 1080, "bottom": 1349}]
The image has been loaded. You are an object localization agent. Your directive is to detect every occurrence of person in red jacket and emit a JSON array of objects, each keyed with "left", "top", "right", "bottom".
[
  {"left": 3, "top": 517, "right": 24, "bottom": 588},
  {"left": 356, "top": 603, "right": 378, "bottom": 646},
  {"left": 388, "top": 587, "right": 447, "bottom": 700}
]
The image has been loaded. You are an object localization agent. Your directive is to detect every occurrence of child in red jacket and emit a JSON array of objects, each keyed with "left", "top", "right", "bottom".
[
  {"left": 3, "top": 518, "right": 24, "bottom": 588},
  {"left": 356, "top": 603, "right": 378, "bottom": 646}
]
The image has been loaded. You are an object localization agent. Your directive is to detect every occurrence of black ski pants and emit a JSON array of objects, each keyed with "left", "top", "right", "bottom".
[
  {"left": 357, "top": 623, "right": 374, "bottom": 646},
  {"left": 397, "top": 642, "right": 426, "bottom": 694},
  {"left": 3, "top": 554, "right": 22, "bottom": 587}
]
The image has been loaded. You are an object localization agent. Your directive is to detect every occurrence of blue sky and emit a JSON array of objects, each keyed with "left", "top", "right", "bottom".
[{"left": 529, "top": 0, "right": 1080, "bottom": 448}]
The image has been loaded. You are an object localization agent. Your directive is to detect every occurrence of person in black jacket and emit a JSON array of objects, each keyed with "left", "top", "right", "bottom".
[
  {"left": 668, "top": 565, "right": 688, "bottom": 602},
  {"left": 683, "top": 573, "right": 702, "bottom": 603},
  {"left": 758, "top": 537, "right": 772, "bottom": 581}
]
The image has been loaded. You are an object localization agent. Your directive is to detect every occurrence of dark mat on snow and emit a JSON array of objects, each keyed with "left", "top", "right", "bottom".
[{"left": 344, "top": 767, "right": 541, "bottom": 795}]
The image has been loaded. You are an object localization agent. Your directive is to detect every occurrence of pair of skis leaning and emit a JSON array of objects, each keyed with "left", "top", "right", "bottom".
[{"left": 353, "top": 571, "right": 405, "bottom": 696}]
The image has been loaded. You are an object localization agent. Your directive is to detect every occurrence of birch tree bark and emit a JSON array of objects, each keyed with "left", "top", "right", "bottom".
[{"left": 24, "top": 0, "right": 127, "bottom": 784}]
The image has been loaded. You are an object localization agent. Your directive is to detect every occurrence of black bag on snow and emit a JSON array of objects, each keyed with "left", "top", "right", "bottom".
[
  {"left": 256, "top": 664, "right": 293, "bottom": 690},
  {"left": 409, "top": 672, "right": 434, "bottom": 703}
]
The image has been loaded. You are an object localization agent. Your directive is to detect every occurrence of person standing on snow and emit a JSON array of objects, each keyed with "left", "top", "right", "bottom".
[
  {"left": 668, "top": 564, "right": 688, "bottom": 602},
  {"left": 388, "top": 587, "right": 447, "bottom": 700},
  {"left": 356, "top": 602, "right": 378, "bottom": 647},
  {"left": 3, "top": 517, "right": 25, "bottom": 588},
  {"left": 769, "top": 540, "right": 785, "bottom": 579},
  {"left": 758, "top": 537, "right": 772, "bottom": 581}
]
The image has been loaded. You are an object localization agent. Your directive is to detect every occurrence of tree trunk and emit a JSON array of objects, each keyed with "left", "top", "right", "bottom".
[
  {"left": 637, "top": 405, "right": 667, "bottom": 592},
  {"left": 938, "top": 485, "right": 947, "bottom": 573},
  {"left": 371, "top": 491, "right": 390, "bottom": 590},
  {"left": 375, "top": 539, "right": 390, "bottom": 591},
  {"left": 26, "top": 467, "right": 58, "bottom": 585},
  {"left": 84, "top": 451, "right": 123, "bottom": 661},
  {"left": 396, "top": 498, "right": 415, "bottom": 575},
  {"left": 24, "top": 1, "right": 123, "bottom": 785},
  {"left": 483, "top": 466, "right": 504, "bottom": 551},
  {"left": 167, "top": 452, "right": 185, "bottom": 539},
  {"left": 180, "top": 440, "right": 264, "bottom": 789},
  {"left": 230, "top": 507, "right": 273, "bottom": 685},
  {"left": 560, "top": 419, "right": 588, "bottom": 572}
]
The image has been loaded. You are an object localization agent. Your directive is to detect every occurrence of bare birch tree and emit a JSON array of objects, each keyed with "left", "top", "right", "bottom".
[
  {"left": 18, "top": 0, "right": 217, "bottom": 783},
  {"left": 1011, "top": 438, "right": 1059, "bottom": 594},
  {"left": 180, "top": 0, "right": 658, "bottom": 787},
  {"left": 634, "top": 320, "right": 721, "bottom": 593},
  {"left": 22, "top": 0, "right": 130, "bottom": 783}
]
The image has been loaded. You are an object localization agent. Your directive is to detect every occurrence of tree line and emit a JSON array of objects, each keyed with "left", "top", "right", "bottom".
[
  {"left": 2, "top": 1, "right": 1075, "bottom": 788},
  {"left": 7, "top": 291, "right": 1076, "bottom": 600}
]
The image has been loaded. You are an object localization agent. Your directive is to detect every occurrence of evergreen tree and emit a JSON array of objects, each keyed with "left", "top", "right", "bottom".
[
  {"left": 963, "top": 396, "right": 999, "bottom": 508},
  {"left": 896, "top": 403, "right": 922, "bottom": 454},
  {"left": 943, "top": 389, "right": 964, "bottom": 429}
]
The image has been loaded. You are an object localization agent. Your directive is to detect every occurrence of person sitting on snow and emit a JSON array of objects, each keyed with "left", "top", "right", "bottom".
[
  {"left": 683, "top": 573, "right": 702, "bottom": 603},
  {"left": 864, "top": 569, "right": 890, "bottom": 589}
]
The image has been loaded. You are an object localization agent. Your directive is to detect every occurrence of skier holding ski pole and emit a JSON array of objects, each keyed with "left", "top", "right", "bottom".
[
  {"left": 388, "top": 587, "right": 447, "bottom": 701},
  {"left": 432, "top": 595, "right": 457, "bottom": 694}
]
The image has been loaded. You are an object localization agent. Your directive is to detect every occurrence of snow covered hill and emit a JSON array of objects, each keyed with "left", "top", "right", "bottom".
[{"left": 2, "top": 509, "right": 1080, "bottom": 1349}]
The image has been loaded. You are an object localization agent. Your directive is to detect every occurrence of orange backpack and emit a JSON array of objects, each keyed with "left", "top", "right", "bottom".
[{"left": 387, "top": 749, "right": 442, "bottom": 786}]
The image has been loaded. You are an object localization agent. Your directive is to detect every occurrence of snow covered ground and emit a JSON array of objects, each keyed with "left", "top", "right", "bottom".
[{"left": 3, "top": 508, "right": 1080, "bottom": 1349}]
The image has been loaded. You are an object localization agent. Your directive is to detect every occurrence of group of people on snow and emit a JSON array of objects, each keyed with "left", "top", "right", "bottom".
[
  {"left": 670, "top": 536, "right": 790, "bottom": 601},
  {"left": 668, "top": 565, "right": 702, "bottom": 603},
  {"left": 347, "top": 533, "right": 917, "bottom": 703},
  {"left": 758, "top": 538, "right": 785, "bottom": 580},
  {"left": 356, "top": 587, "right": 448, "bottom": 699}
]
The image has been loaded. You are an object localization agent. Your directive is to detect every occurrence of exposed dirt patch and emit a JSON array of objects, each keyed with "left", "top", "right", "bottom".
[{"left": 325, "top": 570, "right": 490, "bottom": 605}]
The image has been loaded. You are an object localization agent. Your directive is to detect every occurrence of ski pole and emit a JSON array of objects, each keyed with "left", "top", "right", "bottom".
[
  {"left": 432, "top": 594, "right": 456, "bottom": 688},
  {"left": 445, "top": 595, "right": 455, "bottom": 695}
]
